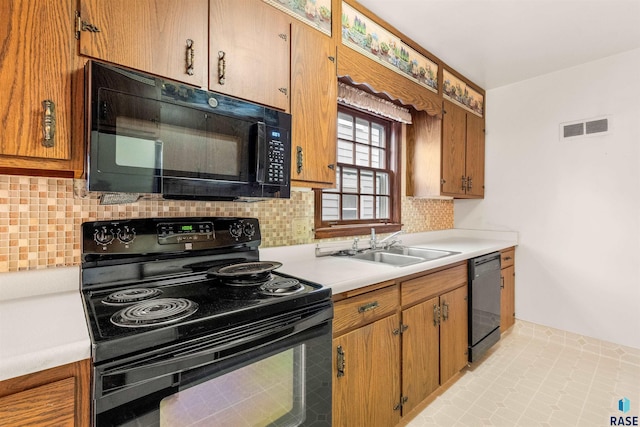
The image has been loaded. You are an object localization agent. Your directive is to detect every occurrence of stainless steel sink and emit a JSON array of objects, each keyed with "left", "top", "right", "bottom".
[
  {"left": 350, "top": 251, "right": 426, "bottom": 267},
  {"left": 347, "top": 246, "right": 459, "bottom": 267},
  {"left": 383, "top": 246, "right": 460, "bottom": 260}
]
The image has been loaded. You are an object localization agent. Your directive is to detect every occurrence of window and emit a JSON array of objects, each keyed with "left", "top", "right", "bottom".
[{"left": 314, "top": 105, "right": 401, "bottom": 239}]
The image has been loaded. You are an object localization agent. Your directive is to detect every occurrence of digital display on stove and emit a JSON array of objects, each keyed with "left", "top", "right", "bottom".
[{"left": 157, "top": 222, "right": 214, "bottom": 244}]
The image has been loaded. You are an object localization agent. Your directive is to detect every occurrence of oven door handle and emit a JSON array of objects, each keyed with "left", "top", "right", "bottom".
[{"left": 100, "top": 308, "right": 331, "bottom": 392}]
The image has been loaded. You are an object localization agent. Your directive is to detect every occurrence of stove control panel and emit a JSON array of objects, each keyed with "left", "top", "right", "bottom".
[
  {"left": 157, "top": 221, "right": 214, "bottom": 244},
  {"left": 82, "top": 217, "right": 261, "bottom": 257}
]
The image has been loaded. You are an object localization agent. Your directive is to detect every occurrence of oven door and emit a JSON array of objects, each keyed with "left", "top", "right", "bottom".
[{"left": 93, "top": 304, "right": 332, "bottom": 427}]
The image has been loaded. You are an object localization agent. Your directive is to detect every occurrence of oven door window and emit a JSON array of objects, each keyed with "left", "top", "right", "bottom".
[
  {"left": 94, "top": 89, "right": 252, "bottom": 187},
  {"left": 161, "top": 347, "right": 304, "bottom": 427}
]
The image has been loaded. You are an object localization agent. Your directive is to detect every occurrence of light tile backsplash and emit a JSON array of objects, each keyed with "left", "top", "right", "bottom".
[{"left": 0, "top": 175, "right": 453, "bottom": 272}]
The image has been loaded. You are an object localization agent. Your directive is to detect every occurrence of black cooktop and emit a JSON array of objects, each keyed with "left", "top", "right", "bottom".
[
  {"left": 82, "top": 270, "right": 330, "bottom": 362},
  {"left": 81, "top": 217, "right": 332, "bottom": 363}
]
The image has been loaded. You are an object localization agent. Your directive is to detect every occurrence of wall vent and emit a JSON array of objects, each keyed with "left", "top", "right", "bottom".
[{"left": 560, "top": 116, "right": 611, "bottom": 140}]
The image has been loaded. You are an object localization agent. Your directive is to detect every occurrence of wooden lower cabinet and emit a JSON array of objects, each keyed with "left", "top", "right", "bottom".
[
  {"left": 401, "top": 298, "right": 439, "bottom": 414},
  {"left": 500, "top": 247, "right": 516, "bottom": 332},
  {"left": 0, "top": 359, "right": 90, "bottom": 427},
  {"left": 332, "top": 314, "right": 401, "bottom": 427},
  {"left": 332, "top": 263, "right": 469, "bottom": 426},
  {"left": 401, "top": 279, "right": 468, "bottom": 415}
]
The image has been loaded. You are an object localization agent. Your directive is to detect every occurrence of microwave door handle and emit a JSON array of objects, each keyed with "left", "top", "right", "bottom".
[{"left": 255, "top": 121, "right": 266, "bottom": 184}]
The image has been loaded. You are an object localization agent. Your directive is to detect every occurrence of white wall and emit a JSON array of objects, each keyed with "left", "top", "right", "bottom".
[{"left": 455, "top": 49, "right": 640, "bottom": 349}]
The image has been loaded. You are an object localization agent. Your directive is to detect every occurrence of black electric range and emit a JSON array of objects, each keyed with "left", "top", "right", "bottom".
[{"left": 80, "top": 217, "right": 331, "bottom": 363}]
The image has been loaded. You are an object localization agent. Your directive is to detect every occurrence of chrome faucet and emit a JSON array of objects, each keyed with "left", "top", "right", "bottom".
[
  {"left": 377, "top": 230, "right": 404, "bottom": 249},
  {"left": 370, "top": 228, "right": 377, "bottom": 250}
]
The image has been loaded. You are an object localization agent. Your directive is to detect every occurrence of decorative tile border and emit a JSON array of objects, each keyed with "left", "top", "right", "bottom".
[
  {"left": 443, "top": 69, "right": 484, "bottom": 117},
  {"left": 264, "top": 0, "right": 332, "bottom": 36},
  {"left": 341, "top": 2, "right": 438, "bottom": 93},
  {"left": 0, "top": 175, "right": 454, "bottom": 272}
]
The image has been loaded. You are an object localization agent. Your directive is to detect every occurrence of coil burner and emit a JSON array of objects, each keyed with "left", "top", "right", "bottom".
[
  {"left": 110, "top": 298, "right": 198, "bottom": 328},
  {"left": 260, "top": 277, "right": 304, "bottom": 296},
  {"left": 102, "top": 288, "right": 163, "bottom": 305}
]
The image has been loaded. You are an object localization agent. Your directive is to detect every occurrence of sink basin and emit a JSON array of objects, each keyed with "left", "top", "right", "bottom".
[
  {"left": 350, "top": 251, "right": 426, "bottom": 267},
  {"left": 345, "top": 246, "right": 460, "bottom": 267},
  {"left": 383, "top": 246, "right": 460, "bottom": 261}
]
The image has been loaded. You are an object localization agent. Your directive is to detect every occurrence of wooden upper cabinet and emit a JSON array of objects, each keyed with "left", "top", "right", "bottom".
[
  {"left": 210, "top": 0, "right": 290, "bottom": 111},
  {"left": 406, "top": 98, "right": 485, "bottom": 199},
  {"left": 290, "top": 22, "right": 337, "bottom": 187},
  {"left": 0, "top": 0, "right": 73, "bottom": 162},
  {"left": 77, "top": 0, "right": 208, "bottom": 87},
  {"left": 442, "top": 99, "right": 486, "bottom": 198},
  {"left": 465, "top": 112, "right": 485, "bottom": 198},
  {"left": 441, "top": 102, "right": 468, "bottom": 196}
]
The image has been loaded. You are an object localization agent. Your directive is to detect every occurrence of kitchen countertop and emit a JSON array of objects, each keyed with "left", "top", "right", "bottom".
[
  {"left": 0, "top": 266, "right": 90, "bottom": 382},
  {"left": 0, "top": 228, "right": 517, "bottom": 382},
  {"left": 262, "top": 228, "right": 518, "bottom": 295}
]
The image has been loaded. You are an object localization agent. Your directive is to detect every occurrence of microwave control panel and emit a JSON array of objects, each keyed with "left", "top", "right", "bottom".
[{"left": 266, "top": 129, "right": 287, "bottom": 185}]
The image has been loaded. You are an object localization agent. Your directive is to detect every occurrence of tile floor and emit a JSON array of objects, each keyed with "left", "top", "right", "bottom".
[{"left": 406, "top": 321, "right": 640, "bottom": 427}]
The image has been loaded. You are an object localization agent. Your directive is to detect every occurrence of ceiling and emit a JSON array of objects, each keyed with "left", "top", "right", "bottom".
[{"left": 355, "top": 0, "right": 640, "bottom": 90}]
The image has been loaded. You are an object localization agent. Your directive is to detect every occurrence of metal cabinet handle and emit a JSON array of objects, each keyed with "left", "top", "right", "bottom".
[
  {"left": 358, "top": 301, "right": 379, "bottom": 313},
  {"left": 185, "top": 39, "right": 194, "bottom": 76},
  {"left": 393, "top": 396, "right": 408, "bottom": 411},
  {"left": 461, "top": 175, "right": 467, "bottom": 191},
  {"left": 336, "top": 345, "right": 345, "bottom": 377},
  {"left": 393, "top": 324, "right": 409, "bottom": 335},
  {"left": 501, "top": 276, "right": 505, "bottom": 289},
  {"left": 467, "top": 176, "right": 473, "bottom": 190},
  {"left": 218, "top": 51, "right": 226, "bottom": 85},
  {"left": 442, "top": 301, "right": 449, "bottom": 321},
  {"left": 42, "top": 100, "right": 55, "bottom": 147},
  {"left": 296, "top": 146, "right": 303, "bottom": 174},
  {"left": 433, "top": 304, "right": 441, "bottom": 326}
]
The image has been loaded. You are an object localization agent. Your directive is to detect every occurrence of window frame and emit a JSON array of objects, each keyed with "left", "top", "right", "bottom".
[{"left": 314, "top": 105, "right": 402, "bottom": 239}]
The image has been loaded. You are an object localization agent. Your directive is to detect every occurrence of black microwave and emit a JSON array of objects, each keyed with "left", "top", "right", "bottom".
[{"left": 85, "top": 61, "right": 291, "bottom": 202}]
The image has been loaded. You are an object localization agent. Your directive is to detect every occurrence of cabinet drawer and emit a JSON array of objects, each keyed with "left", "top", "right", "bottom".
[
  {"left": 401, "top": 263, "right": 467, "bottom": 307},
  {"left": 501, "top": 248, "right": 515, "bottom": 269},
  {"left": 333, "top": 285, "right": 399, "bottom": 336}
]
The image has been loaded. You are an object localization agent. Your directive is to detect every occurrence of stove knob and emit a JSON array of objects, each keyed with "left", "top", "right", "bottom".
[
  {"left": 94, "top": 226, "right": 114, "bottom": 246},
  {"left": 229, "top": 222, "right": 243, "bottom": 240},
  {"left": 243, "top": 222, "right": 256, "bottom": 238},
  {"left": 117, "top": 226, "right": 136, "bottom": 244}
]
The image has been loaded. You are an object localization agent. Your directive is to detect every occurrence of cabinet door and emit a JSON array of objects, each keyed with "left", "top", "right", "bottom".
[
  {"left": 0, "top": 0, "right": 72, "bottom": 160},
  {"left": 465, "top": 112, "right": 485, "bottom": 198},
  {"left": 441, "top": 100, "right": 466, "bottom": 196},
  {"left": 210, "top": 0, "right": 290, "bottom": 111},
  {"left": 402, "top": 297, "right": 439, "bottom": 415},
  {"left": 0, "top": 378, "right": 75, "bottom": 426},
  {"left": 78, "top": 0, "right": 208, "bottom": 87},
  {"left": 333, "top": 314, "right": 401, "bottom": 427},
  {"left": 500, "top": 265, "right": 515, "bottom": 332},
  {"left": 290, "top": 22, "right": 337, "bottom": 187},
  {"left": 439, "top": 285, "right": 468, "bottom": 384}
]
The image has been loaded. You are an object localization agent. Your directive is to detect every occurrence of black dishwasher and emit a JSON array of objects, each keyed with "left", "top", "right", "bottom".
[{"left": 468, "top": 252, "right": 502, "bottom": 362}]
